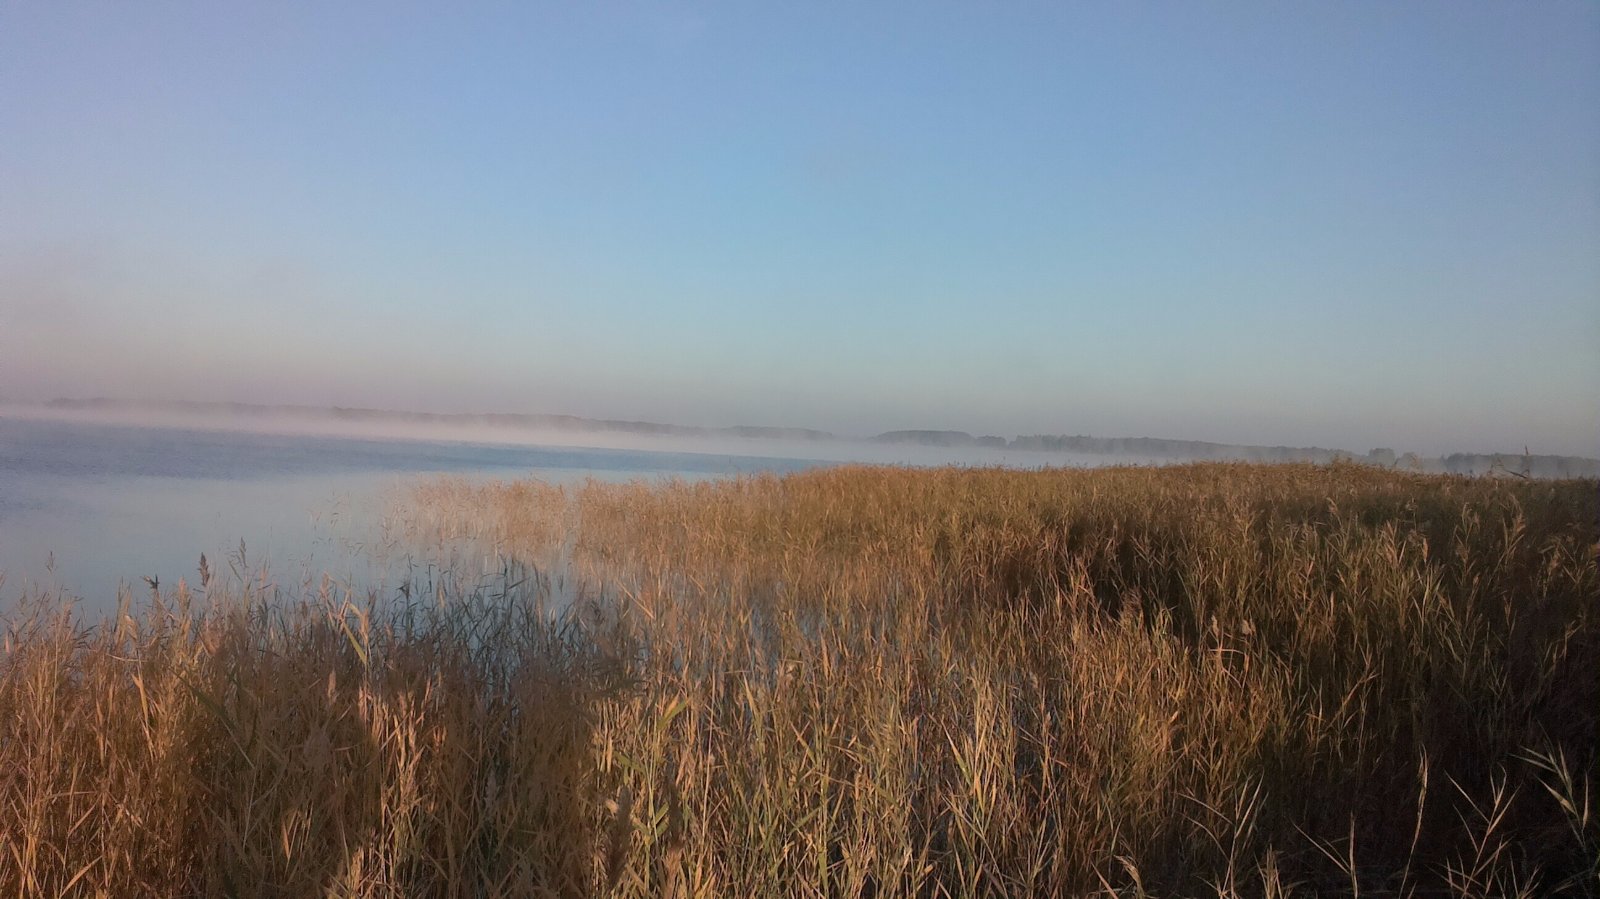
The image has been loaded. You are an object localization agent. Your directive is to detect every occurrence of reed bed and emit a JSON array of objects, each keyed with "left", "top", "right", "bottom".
[{"left": 3, "top": 462, "right": 1596, "bottom": 897}]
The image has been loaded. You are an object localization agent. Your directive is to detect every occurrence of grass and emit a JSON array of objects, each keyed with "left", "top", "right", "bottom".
[{"left": 2, "top": 462, "right": 1596, "bottom": 896}]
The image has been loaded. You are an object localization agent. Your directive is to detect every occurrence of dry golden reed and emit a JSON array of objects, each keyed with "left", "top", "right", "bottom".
[{"left": 3, "top": 462, "right": 1596, "bottom": 897}]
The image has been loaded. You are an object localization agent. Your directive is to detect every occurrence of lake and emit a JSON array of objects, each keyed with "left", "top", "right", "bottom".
[{"left": 0, "top": 415, "right": 829, "bottom": 609}]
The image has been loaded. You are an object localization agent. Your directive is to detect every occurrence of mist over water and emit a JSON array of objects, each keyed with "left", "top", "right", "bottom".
[
  {"left": 2, "top": 411, "right": 1139, "bottom": 610},
  {"left": 48, "top": 398, "right": 1540, "bottom": 613},
  {"left": 4, "top": 402, "right": 1149, "bottom": 469},
  {"left": 0, "top": 415, "right": 835, "bottom": 609}
]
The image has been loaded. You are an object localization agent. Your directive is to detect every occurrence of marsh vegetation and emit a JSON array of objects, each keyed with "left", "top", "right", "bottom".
[{"left": 2, "top": 463, "right": 1595, "bottom": 896}]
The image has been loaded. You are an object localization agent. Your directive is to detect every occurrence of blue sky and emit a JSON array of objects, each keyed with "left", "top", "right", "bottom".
[{"left": 3, "top": 2, "right": 1596, "bottom": 455}]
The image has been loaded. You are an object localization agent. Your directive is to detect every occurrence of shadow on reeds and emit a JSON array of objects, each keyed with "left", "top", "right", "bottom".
[{"left": 0, "top": 576, "right": 622, "bottom": 897}]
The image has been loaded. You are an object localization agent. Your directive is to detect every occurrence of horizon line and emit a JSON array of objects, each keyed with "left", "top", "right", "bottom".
[{"left": 8, "top": 395, "right": 1596, "bottom": 468}]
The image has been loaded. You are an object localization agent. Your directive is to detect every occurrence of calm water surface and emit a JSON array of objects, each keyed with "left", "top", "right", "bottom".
[{"left": 0, "top": 416, "right": 825, "bottom": 609}]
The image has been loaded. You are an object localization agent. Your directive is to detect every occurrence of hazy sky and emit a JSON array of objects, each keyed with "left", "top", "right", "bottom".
[{"left": 3, "top": 2, "right": 1597, "bottom": 455}]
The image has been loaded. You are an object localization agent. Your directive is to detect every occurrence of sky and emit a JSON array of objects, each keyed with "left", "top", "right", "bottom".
[{"left": 3, "top": 2, "right": 1597, "bottom": 456}]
